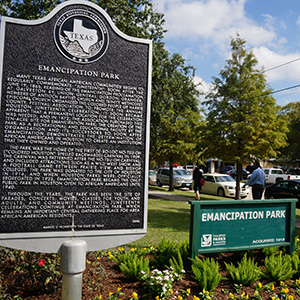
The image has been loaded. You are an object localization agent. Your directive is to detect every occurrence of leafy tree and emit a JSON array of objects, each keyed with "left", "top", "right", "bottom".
[
  {"left": 279, "top": 102, "right": 300, "bottom": 163},
  {"left": 0, "top": 0, "right": 60, "bottom": 19},
  {"left": 154, "top": 53, "right": 203, "bottom": 191},
  {"left": 203, "top": 35, "right": 288, "bottom": 198}
]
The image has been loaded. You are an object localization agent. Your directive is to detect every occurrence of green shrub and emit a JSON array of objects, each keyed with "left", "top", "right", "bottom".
[
  {"left": 262, "top": 246, "right": 280, "bottom": 257},
  {"left": 191, "top": 257, "right": 222, "bottom": 291},
  {"left": 152, "top": 238, "right": 189, "bottom": 270},
  {"left": 225, "top": 254, "right": 262, "bottom": 286},
  {"left": 119, "top": 253, "right": 150, "bottom": 281},
  {"left": 263, "top": 251, "right": 297, "bottom": 282},
  {"left": 291, "top": 252, "right": 300, "bottom": 278},
  {"left": 169, "top": 249, "right": 185, "bottom": 280}
]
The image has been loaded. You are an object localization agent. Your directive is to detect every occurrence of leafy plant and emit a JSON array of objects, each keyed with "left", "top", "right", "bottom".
[
  {"left": 263, "top": 252, "right": 297, "bottom": 282},
  {"left": 86, "top": 255, "right": 105, "bottom": 292},
  {"left": 169, "top": 249, "right": 185, "bottom": 280},
  {"left": 119, "top": 253, "right": 150, "bottom": 281},
  {"left": 152, "top": 238, "right": 189, "bottom": 270},
  {"left": 262, "top": 246, "right": 280, "bottom": 257},
  {"left": 191, "top": 257, "right": 222, "bottom": 291},
  {"left": 225, "top": 253, "right": 262, "bottom": 286}
]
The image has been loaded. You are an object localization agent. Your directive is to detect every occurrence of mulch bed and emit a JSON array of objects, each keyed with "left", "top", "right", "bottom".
[{"left": 1, "top": 250, "right": 300, "bottom": 299}]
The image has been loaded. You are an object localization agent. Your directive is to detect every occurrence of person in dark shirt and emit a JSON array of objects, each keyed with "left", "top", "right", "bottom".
[{"left": 193, "top": 167, "right": 203, "bottom": 200}]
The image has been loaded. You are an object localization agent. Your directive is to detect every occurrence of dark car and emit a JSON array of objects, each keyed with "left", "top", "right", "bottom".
[
  {"left": 264, "top": 180, "right": 300, "bottom": 207},
  {"left": 226, "top": 168, "right": 250, "bottom": 180},
  {"left": 220, "top": 165, "right": 235, "bottom": 174}
]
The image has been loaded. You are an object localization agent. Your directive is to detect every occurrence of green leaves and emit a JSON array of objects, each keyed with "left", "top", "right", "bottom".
[
  {"left": 119, "top": 253, "right": 150, "bottom": 281},
  {"left": 204, "top": 34, "right": 288, "bottom": 164},
  {"left": 263, "top": 252, "right": 297, "bottom": 282},
  {"left": 225, "top": 254, "right": 262, "bottom": 286},
  {"left": 191, "top": 257, "right": 222, "bottom": 291}
]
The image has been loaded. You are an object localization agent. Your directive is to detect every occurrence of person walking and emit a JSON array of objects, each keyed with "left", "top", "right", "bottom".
[
  {"left": 244, "top": 161, "right": 265, "bottom": 199},
  {"left": 193, "top": 167, "right": 203, "bottom": 200}
]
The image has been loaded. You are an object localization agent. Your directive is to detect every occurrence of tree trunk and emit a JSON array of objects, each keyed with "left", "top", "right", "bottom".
[
  {"left": 235, "top": 161, "right": 242, "bottom": 199},
  {"left": 169, "top": 160, "right": 174, "bottom": 191}
]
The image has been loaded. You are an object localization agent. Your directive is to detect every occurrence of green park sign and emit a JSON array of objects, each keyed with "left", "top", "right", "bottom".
[{"left": 189, "top": 199, "right": 297, "bottom": 258}]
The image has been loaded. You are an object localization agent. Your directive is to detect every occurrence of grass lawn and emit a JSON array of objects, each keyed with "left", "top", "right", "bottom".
[{"left": 128, "top": 187, "right": 300, "bottom": 247}]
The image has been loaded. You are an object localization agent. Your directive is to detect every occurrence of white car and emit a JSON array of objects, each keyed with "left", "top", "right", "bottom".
[
  {"left": 149, "top": 170, "right": 157, "bottom": 185},
  {"left": 202, "top": 173, "right": 249, "bottom": 198},
  {"left": 156, "top": 167, "right": 193, "bottom": 189}
]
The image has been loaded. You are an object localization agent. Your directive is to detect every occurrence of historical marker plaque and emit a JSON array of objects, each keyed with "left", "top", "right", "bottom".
[{"left": 0, "top": 0, "right": 152, "bottom": 252}]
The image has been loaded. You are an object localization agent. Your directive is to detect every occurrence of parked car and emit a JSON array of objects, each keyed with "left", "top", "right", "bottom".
[
  {"left": 156, "top": 167, "right": 193, "bottom": 189},
  {"left": 263, "top": 168, "right": 300, "bottom": 185},
  {"left": 184, "top": 165, "right": 194, "bottom": 175},
  {"left": 201, "top": 173, "right": 249, "bottom": 198},
  {"left": 264, "top": 180, "right": 300, "bottom": 207},
  {"left": 226, "top": 168, "right": 250, "bottom": 180},
  {"left": 148, "top": 170, "right": 157, "bottom": 185},
  {"left": 220, "top": 165, "right": 235, "bottom": 174}
]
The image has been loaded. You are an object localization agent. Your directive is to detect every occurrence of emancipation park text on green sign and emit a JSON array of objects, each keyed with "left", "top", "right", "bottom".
[{"left": 189, "top": 199, "right": 297, "bottom": 258}]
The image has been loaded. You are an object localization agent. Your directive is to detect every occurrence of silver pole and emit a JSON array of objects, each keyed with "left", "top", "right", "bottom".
[{"left": 61, "top": 239, "right": 87, "bottom": 300}]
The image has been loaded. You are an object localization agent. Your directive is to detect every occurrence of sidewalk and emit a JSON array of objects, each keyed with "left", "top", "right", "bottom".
[{"left": 148, "top": 190, "right": 300, "bottom": 228}]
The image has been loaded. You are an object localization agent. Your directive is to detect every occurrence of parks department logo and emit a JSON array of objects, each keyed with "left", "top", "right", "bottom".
[{"left": 54, "top": 9, "right": 109, "bottom": 63}]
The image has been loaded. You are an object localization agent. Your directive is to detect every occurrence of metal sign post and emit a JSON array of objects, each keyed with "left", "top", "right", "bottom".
[{"left": 61, "top": 240, "right": 87, "bottom": 300}]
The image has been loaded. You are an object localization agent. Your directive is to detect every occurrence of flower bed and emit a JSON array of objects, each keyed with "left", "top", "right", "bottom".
[{"left": 1, "top": 240, "right": 300, "bottom": 300}]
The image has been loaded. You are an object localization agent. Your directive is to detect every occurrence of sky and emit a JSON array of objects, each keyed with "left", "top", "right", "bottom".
[{"left": 151, "top": 0, "right": 300, "bottom": 107}]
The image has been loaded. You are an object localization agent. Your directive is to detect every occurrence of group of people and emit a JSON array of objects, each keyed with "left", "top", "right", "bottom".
[{"left": 192, "top": 161, "right": 266, "bottom": 200}]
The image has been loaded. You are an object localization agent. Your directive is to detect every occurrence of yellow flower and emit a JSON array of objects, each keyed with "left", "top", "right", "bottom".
[
  {"left": 131, "top": 292, "right": 138, "bottom": 299},
  {"left": 272, "top": 284, "right": 275, "bottom": 290},
  {"left": 229, "top": 293, "right": 234, "bottom": 299},
  {"left": 169, "top": 289, "right": 173, "bottom": 295},
  {"left": 177, "top": 296, "right": 183, "bottom": 300},
  {"left": 207, "top": 296, "right": 211, "bottom": 300},
  {"left": 246, "top": 295, "right": 249, "bottom": 299},
  {"left": 280, "top": 281, "right": 285, "bottom": 286},
  {"left": 86, "top": 259, "right": 91, "bottom": 264},
  {"left": 118, "top": 247, "right": 124, "bottom": 251},
  {"left": 130, "top": 248, "right": 137, "bottom": 252},
  {"left": 282, "top": 288, "right": 289, "bottom": 294},
  {"left": 96, "top": 257, "right": 101, "bottom": 260},
  {"left": 109, "top": 292, "right": 113, "bottom": 297},
  {"left": 257, "top": 282, "right": 262, "bottom": 288},
  {"left": 155, "top": 296, "right": 159, "bottom": 300},
  {"left": 117, "top": 287, "right": 122, "bottom": 292},
  {"left": 193, "top": 297, "right": 200, "bottom": 300},
  {"left": 187, "top": 288, "right": 191, "bottom": 294},
  {"left": 254, "top": 291, "right": 259, "bottom": 296},
  {"left": 98, "top": 296, "right": 102, "bottom": 300},
  {"left": 288, "top": 296, "right": 294, "bottom": 300}
]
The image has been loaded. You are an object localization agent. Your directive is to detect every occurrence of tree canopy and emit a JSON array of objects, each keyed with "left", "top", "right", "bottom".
[
  {"left": 279, "top": 101, "right": 300, "bottom": 163},
  {"left": 203, "top": 35, "right": 288, "bottom": 198}
]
